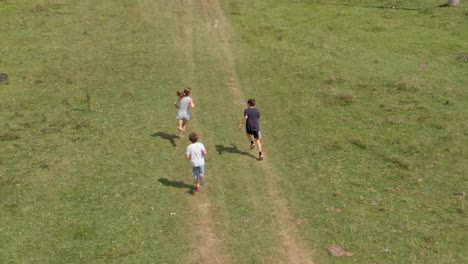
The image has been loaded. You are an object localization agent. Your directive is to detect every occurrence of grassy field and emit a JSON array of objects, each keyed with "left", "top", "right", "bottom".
[
  {"left": 224, "top": 0, "right": 468, "bottom": 263},
  {"left": 1, "top": 0, "right": 467, "bottom": 263}
]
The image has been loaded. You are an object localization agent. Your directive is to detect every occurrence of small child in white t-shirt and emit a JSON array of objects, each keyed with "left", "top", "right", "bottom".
[{"left": 185, "top": 132, "right": 207, "bottom": 191}]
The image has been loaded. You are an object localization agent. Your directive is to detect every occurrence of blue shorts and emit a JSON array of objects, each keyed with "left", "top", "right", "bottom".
[{"left": 192, "top": 165, "right": 205, "bottom": 180}]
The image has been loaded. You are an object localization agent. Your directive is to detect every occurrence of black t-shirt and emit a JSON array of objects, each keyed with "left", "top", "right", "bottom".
[{"left": 244, "top": 108, "right": 260, "bottom": 131}]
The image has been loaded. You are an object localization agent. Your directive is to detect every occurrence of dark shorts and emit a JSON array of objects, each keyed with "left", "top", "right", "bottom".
[{"left": 246, "top": 130, "right": 261, "bottom": 139}]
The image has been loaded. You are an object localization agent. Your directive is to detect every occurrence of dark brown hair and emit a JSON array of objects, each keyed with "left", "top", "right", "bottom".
[
  {"left": 184, "top": 87, "right": 192, "bottom": 96},
  {"left": 247, "top": 98, "right": 256, "bottom": 106},
  {"left": 189, "top": 132, "right": 198, "bottom": 143}
]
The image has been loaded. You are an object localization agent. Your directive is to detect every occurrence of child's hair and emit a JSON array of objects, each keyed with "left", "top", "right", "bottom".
[
  {"left": 184, "top": 87, "right": 192, "bottom": 96},
  {"left": 176, "top": 90, "right": 184, "bottom": 97},
  {"left": 189, "top": 132, "right": 198, "bottom": 143},
  {"left": 247, "top": 98, "right": 256, "bottom": 106}
]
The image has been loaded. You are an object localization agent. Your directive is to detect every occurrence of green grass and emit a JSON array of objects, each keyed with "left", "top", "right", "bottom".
[
  {"left": 1, "top": 1, "right": 192, "bottom": 263},
  {"left": 226, "top": 0, "right": 467, "bottom": 263},
  {"left": 1, "top": 0, "right": 467, "bottom": 263}
]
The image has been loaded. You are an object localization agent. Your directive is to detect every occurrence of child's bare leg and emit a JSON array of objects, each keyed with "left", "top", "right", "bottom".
[
  {"left": 177, "top": 120, "right": 184, "bottom": 131},
  {"left": 177, "top": 120, "right": 185, "bottom": 138},
  {"left": 200, "top": 173, "right": 205, "bottom": 185},
  {"left": 194, "top": 177, "right": 201, "bottom": 191},
  {"left": 182, "top": 120, "right": 188, "bottom": 131},
  {"left": 246, "top": 133, "right": 256, "bottom": 149},
  {"left": 256, "top": 139, "right": 263, "bottom": 153}
]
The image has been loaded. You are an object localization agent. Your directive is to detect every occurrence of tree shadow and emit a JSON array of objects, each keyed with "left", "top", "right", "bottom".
[
  {"left": 151, "top": 131, "right": 178, "bottom": 147},
  {"left": 215, "top": 144, "right": 257, "bottom": 159},
  {"left": 158, "top": 178, "right": 194, "bottom": 195},
  {"left": 314, "top": 1, "right": 450, "bottom": 11}
]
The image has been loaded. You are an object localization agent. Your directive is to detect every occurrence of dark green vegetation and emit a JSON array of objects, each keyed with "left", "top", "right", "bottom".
[{"left": 1, "top": 0, "right": 467, "bottom": 263}]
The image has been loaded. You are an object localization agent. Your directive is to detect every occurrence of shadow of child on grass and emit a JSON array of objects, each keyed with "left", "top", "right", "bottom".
[
  {"left": 151, "top": 131, "right": 178, "bottom": 147},
  {"left": 215, "top": 144, "right": 257, "bottom": 159},
  {"left": 158, "top": 178, "right": 195, "bottom": 195}
]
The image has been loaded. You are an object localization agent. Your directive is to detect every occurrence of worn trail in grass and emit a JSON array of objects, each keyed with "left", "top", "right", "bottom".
[
  {"left": 158, "top": 0, "right": 316, "bottom": 262},
  {"left": 168, "top": 0, "right": 222, "bottom": 262}
]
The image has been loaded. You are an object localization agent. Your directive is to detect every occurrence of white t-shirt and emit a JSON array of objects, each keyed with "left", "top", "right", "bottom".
[{"left": 186, "top": 142, "right": 206, "bottom": 167}]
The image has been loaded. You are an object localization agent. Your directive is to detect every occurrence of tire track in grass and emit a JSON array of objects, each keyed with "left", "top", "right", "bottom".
[
  {"left": 199, "top": 0, "right": 315, "bottom": 263},
  {"left": 169, "top": 1, "right": 223, "bottom": 263},
  {"left": 172, "top": 0, "right": 195, "bottom": 82}
]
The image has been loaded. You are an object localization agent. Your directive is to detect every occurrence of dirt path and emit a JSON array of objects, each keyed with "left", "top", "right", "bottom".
[
  {"left": 169, "top": 1, "right": 223, "bottom": 263},
  {"left": 198, "top": 1, "right": 315, "bottom": 263},
  {"left": 157, "top": 0, "right": 315, "bottom": 262}
]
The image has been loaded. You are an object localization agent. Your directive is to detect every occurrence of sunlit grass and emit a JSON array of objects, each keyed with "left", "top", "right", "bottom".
[
  {"left": 1, "top": 0, "right": 467, "bottom": 263},
  {"left": 227, "top": 0, "right": 467, "bottom": 263}
]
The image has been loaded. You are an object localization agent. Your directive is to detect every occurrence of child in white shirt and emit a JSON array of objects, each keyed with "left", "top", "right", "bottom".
[{"left": 185, "top": 132, "right": 207, "bottom": 191}]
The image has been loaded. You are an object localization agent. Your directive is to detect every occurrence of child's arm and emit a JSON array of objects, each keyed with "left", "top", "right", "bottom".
[
  {"left": 239, "top": 115, "right": 248, "bottom": 128},
  {"left": 189, "top": 97, "right": 195, "bottom": 108},
  {"left": 201, "top": 144, "right": 207, "bottom": 156},
  {"left": 186, "top": 153, "right": 191, "bottom": 159}
]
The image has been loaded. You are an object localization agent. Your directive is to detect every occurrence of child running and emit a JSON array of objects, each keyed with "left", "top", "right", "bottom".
[
  {"left": 239, "top": 98, "right": 264, "bottom": 160},
  {"left": 176, "top": 88, "right": 195, "bottom": 139},
  {"left": 185, "top": 132, "right": 207, "bottom": 191}
]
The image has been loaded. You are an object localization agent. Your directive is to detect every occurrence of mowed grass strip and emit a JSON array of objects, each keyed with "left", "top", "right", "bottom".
[{"left": 224, "top": 0, "right": 467, "bottom": 263}]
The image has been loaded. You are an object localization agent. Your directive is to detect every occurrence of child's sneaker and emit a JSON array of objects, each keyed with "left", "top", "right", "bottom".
[
  {"left": 195, "top": 186, "right": 200, "bottom": 191},
  {"left": 250, "top": 143, "right": 256, "bottom": 149},
  {"left": 258, "top": 152, "right": 264, "bottom": 160}
]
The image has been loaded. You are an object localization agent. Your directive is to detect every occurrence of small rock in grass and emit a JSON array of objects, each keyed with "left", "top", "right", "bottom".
[{"left": 0, "top": 73, "right": 8, "bottom": 83}]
